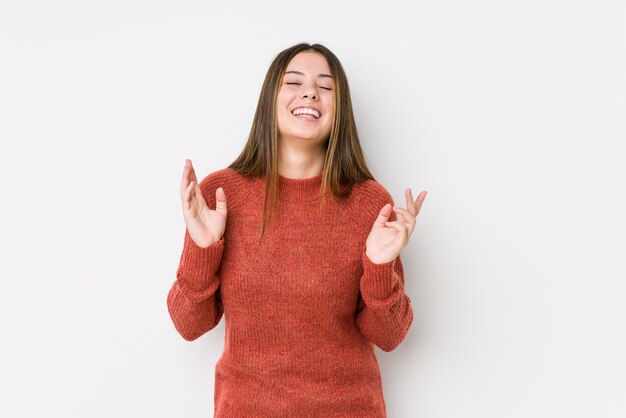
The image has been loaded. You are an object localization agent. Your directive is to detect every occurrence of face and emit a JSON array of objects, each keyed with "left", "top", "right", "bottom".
[{"left": 276, "top": 51, "right": 335, "bottom": 145}]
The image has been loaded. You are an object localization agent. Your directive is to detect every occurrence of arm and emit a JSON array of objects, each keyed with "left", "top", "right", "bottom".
[
  {"left": 356, "top": 249, "right": 414, "bottom": 352},
  {"left": 167, "top": 229, "right": 225, "bottom": 341},
  {"left": 355, "top": 198, "right": 414, "bottom": 352}
]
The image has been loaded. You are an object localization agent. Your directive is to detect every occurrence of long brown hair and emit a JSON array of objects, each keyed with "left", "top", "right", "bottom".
[{"left": 228, "top": 43, "right": 375, "bottom": 242}]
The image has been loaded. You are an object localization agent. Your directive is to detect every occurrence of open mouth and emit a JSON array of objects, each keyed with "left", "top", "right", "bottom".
[{"left": 291, "top": 107, "right": 321, "bottom": 120}]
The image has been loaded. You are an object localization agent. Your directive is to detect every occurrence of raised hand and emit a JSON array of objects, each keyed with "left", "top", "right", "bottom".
[
  {"left": 180, "top": 159, "right": 227, "bottom": 248},
  {"left": 365, "top": 189, "right": 427, "bottom": 264}
]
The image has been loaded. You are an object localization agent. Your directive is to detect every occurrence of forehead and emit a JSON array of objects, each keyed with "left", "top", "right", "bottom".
[{"left": 285, "top": 51, "right": 331, "bottom": 75}]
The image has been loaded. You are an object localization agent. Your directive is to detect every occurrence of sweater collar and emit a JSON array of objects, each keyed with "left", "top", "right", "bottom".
[{"left": 277, "top": 171, "right": 323, "bottom": 201}]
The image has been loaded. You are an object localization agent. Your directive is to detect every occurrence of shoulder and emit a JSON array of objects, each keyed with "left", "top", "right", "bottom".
[
  {"left": 200, "top": 167, "right": 254, "bottom": 190},
  {"left": 345, "top": 178, "right": 398, "bottom": 227},
  {"left": 197, "top": 167, "right": 231, "bottom": 194},
  {"left": 197, "top": 167, "right": 252, "bottom": 210}
]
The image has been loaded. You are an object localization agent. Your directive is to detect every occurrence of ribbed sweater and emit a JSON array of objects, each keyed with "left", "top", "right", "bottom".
[{"left": 167, "top": 167, "right": 414, "bottom": 417}]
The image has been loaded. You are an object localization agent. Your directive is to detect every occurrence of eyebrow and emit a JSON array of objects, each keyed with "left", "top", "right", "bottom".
[{"left": 284, "top": 70, "right": 334, "bottom": 79}]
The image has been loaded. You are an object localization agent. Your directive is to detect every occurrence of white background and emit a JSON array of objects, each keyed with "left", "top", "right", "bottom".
[{"left": 1, "top": 1, "right": 624, "bottom": 417}]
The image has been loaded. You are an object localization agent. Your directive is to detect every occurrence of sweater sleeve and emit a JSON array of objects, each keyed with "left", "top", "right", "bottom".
[
  {"left": 167, "top": 229, "right": 225, "bottom": 341},
  {"left": 166, "top": 169, "right": 227, "bottom": 341},
  {"left": 355, "top": 191, "right": 414, "bottom": 352},
  {"left": 356, "top": 250, "right": 413, "bottom": 352}
]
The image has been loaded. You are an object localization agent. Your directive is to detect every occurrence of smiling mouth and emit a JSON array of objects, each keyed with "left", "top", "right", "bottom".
[{"left": 291, "top": 107, "right": 321, "bottom": 119}]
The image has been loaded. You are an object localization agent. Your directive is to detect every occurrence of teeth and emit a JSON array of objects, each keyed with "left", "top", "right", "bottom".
[{"left": 292, "top": 107, "right": 320, "bottom": 118}]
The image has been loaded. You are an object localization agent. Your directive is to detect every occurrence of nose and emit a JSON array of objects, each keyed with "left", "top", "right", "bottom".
[{"left": 300, "top": 86, "right": 318, "bottom": 100}]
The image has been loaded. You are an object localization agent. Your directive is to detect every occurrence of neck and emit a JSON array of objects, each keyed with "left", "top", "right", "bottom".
[{"left": 278, "top": 137, "right": 326, "bottom": 179}]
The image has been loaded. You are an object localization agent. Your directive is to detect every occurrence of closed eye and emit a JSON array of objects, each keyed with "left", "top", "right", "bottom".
[{"left": 286, "top": 82, "right": 332, "bottom": 91}]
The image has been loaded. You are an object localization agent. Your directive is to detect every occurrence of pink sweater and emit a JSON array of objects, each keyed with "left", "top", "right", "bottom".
[{"left": 167, "top": 167, "right": 414, "bottom": 417}]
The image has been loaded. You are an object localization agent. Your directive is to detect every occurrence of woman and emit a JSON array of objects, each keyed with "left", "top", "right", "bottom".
[{"left": 168, "top": 43, "right": 427, "bottom": 417}]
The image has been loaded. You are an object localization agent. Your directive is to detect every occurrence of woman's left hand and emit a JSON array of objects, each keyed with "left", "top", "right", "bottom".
[{"left": 365, "top": 189, "right": 427, "bottom": 264}]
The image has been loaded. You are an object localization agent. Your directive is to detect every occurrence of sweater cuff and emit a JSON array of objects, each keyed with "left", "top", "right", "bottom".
[
  {"left": 360, "top": 247, "right": 399, "bottom": 300},
  {"left": 177, "top": 234, "right": 224, "bottom": 292}
]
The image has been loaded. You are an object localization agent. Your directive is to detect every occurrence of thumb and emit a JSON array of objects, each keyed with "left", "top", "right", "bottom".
[
  {"left": 373, "top": 203, "right": 393, "bottom": 227},
  {"left": 215, "top": 187, "right": 227, "bottom": 214}
]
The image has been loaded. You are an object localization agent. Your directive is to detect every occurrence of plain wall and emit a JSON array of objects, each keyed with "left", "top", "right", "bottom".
[{"left": 1, "top": 0, "right": 624, "bottom": 417}]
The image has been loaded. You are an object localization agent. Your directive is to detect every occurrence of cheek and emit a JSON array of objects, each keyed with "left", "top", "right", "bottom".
[
  {"left": 276, "top": 104, "right": 293, "bottom": 134},
  {"left": 277, "top": 89, "right": 293, "bottom": 106},
  {"left": 276, "top": 109, "right": 288, "bottom": 131},
  {"left": 276, "top": 95, "right": 290, "bottom": 117},
  {"left": 325, "top": 100, "right": 335, "bottom": 123},
  {"left": 325, "top": 95, "right": 335, "bottom": 112}
]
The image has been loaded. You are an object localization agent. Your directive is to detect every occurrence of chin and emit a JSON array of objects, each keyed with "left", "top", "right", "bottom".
[{"left": 291, "top": 131, "right": 329, "bottom": 142}]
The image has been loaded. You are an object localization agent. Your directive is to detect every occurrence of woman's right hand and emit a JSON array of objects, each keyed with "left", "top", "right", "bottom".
[{"left": 180, "top": 159, "right": 227, "bottom": 248}]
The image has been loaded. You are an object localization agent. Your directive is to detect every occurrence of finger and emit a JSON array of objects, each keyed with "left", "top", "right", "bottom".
[
  {"left": 373, "top": 203, "right": 393, "bottom": 227},
  {"left": 393, "top": 206, "right": 416, "bottom": 237},
  {"left": 193, "top": 181, "right": 203, "bottom": 204},
  {"left": 405, "top": 188, "right": 417, "bottom": 216},
  {"left": 181, "top": 163, "right": 191, "bottom": 195},
  {"left": 406, "top": 188, "right": 428, "bottom": 216},
  {"left": 215, "top": 187, "right": 227, "bottom": 214},
  {"left": 384, "top": 220, "right": 409, "bottom": 241},
  {"left": 415, "top": 191, "right": 427, "bottom": 206},
  {"left": 183, "top": 180, "right": 194, "bottom": 210},
  {"left": 188, "top": 160, "right": 198, "bottom": 184},
  {"left": 411, "top": 191, "right": 427, "bottom": 216},
  {"left": 392, "top": 207, "right": 416, "bottom": 238},
  {"left": 392, "top": 206, "right": 416, "bottom": 225}
]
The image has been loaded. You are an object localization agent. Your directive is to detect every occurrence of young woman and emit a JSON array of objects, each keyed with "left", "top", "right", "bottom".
[{"left": 168, "top": 42, "right": 427, "bottom": 417}]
